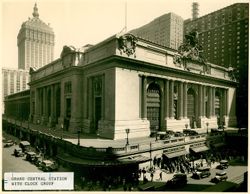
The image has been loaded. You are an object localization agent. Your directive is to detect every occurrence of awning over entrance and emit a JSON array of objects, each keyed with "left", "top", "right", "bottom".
[
  {"left": 190, "top": 146, "right": 209, "bottom": 153},
  {"left": 163, "top": 150, "right": 188, "bottom": 159},
  {"left": 57, "top": 153, "right": 150, "bottom": 167},
  {"left": 118, "top": 155, "right": 151, "bottom": 164}
]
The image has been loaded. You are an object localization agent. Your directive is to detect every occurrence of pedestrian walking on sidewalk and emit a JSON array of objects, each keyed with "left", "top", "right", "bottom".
[
  {"left": 150, "top": 172, "right": 154, "bottom": 181},
  {"left": 159, "top": 172, "right": 162, "bottom": 180}
]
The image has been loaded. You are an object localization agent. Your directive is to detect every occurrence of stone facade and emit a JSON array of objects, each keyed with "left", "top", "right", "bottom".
[{"left": 29, "top": 33, "right": 237, "bottom": 140}]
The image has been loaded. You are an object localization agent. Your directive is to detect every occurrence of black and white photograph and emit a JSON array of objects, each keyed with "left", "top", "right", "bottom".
[{"left": 1, "top": 0, "right": 248, "bottom": 192}]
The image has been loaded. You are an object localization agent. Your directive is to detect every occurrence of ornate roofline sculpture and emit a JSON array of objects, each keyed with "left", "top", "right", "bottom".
[
  {"left": 174, "top": 30, "right": 209, "bottom": 74},
  {"left": 118, "top": 34, "right": 138, "bottom": 57}
]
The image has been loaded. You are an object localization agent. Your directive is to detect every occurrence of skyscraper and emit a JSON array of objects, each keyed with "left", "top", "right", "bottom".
[
  {"left": 17, "top": 3, "right": 55, "bottom": 70},
  {"left": 2, "top": 3, "right": 55, "bottom": 113},
  {"left": 184, "top": 3, "right": 248, "bottom": 69},
  {"left": 130, "top": 12, "right": 183, "bottom": 50},
  {"left": 184, "top": 3, "right": 249, "bottom": 128}
]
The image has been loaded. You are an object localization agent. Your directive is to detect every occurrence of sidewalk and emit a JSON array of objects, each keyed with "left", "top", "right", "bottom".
[{"left": 139, "top": 160, "right": 220, "bottom": 183}]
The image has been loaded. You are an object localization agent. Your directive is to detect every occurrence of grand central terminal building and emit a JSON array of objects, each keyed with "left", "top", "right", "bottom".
[{"left": 20, "top": 32, "right": 238, "bottom": 140}]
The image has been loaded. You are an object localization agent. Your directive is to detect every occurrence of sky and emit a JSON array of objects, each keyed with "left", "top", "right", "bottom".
[{"left": 1, "top": 0, "right": 249, "bottom": 69}]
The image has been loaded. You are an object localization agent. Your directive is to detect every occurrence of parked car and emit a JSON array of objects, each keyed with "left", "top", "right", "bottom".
[
  {"left": 217, "top": 160, "right": 229, "bottom": 170},
  {"left": 14, "top": 148, "right": 25, "bottom": 157},
  {"left": 166, "top": 173, "right": 187, "bottom": 187},
  {"left": 211, "top": 171, "right": 228, "bottom": 183},
  {"left": 3, "top": 140, "right": 14, "bottom": 147},
  {"left": 19, "top": 141, "right": 31, "bottom": 152},
  {"left": 192, "top": 167, "right": 211, "bottom": 179},
  {"left": 166, "top": 130, "right": 175, "bottom": 137},
  {"left": 26, "top": 151, "right": 37, "bottom": 162},
  {"left": 183, "top": 129, "right": 198, "bottom": 136},
  {"left": 35, "top": 157, "right": 43, "bottom": 167},
  {"left": 156, "top": 131, "right": 167, "bottom": 140},
  {"left": 174, "top": 132, "right": 184, "bottom": 137},
  {"left": 211, "top": 128, "right": 224, "bottom": 133},
  {"left": 40, "top": 160, "right": 58, "bottom": 172},
  {"left": 32, "top": 154, "right": 42, "bottom": 164}
]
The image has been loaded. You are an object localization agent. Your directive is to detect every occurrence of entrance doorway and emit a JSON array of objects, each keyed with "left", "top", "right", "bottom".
[
  {"left": 94, "top": 97, "right": 102, "bottom": 132},
  {"left": 215, "top": 92, "right": 221, "bottom": 125},
  {"left": 187, "top": 88, "right": 196, "bottom": 128},
  {"left": 65, "top": 98, "right": 71, "bottom": 130},
  {"left": 147, "top": 83, "right": 161, "bottom": 133}
]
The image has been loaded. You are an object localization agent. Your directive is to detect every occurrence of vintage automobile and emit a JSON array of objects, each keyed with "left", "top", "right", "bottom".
[
  {"left": 211, "top": 171, "right": 228, "bottom": 183},
  {"left": 14, "top": 148, "right": 25, "bottom": 157},
  {"left": 211, "top": 128, "right": 224, "bottom": 133},
  {"left": 192, "top": 167, "right": 211, "bottom": 179},
  {"left": 40, "top": 160, "right": 58, "bottom": 172},
  {"left": 217, "top": 160, "right": 229, "bottom": 170},
  {"left": 174, "top": 132, "right": 184, "bottom": 137},
  {"left": 19, "top": 141, "right": 31, "bottom": 153},
  {"left": 35, "top": 157, "right": 43, "bottom": 167},
  {"left": 26, "top": 151, "right": 37, "bottom": 162},
  {"left": 32, "top": 154, "right": 42, "bottom": 164},
  {"left": 3, "top": 140, "right": 14, "bottom": 147},
  {"left": 183, "top": 129, "right": 198, "bottom": 136},
  {"left": 166, "top": 173, "right": 187, "bottom": 187}
]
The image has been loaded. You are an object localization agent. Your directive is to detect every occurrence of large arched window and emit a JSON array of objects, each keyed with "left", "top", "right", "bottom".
[
  {"left": 187, "top": 88, "right": 196, "bottom": 128},
  {"left": 147, "top": 82, "right": 161, "bottom": 132},
  {"left": 215, "top": 91, "right": 221, "bottom": 125}
]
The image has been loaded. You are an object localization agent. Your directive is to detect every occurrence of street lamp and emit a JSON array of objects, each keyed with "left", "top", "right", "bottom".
[
  {"left": 77, "top": 128, "right": 81, "bottom": 146},
  {"left": 155, "top": 126, "right": 159, "bottom": 141},
  {"left": 125, "top": 128, "right": 130, "bottom": 146},
  {"left": 206, "top": 122, "right": 209, "bottom": 134}
]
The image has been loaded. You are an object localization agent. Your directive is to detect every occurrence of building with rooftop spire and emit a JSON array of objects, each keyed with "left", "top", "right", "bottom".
[
  {"left": 17, "top": 3, "right": 55, "bottom": 70},
  {"left": 2, "top": 3, "right": 55, "bottom": 113}
]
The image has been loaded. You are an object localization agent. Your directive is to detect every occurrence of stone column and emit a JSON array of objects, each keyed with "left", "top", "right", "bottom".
[
  {"left": 212, "top": 87, "right": 216, "bottom": 117},
  {"left": 42, "top": 87, "right": 48, "bottom": 124},
  {"left": 88, "top": 77, "right": 93, "bottom": 121},
  {"left": 40, "top": 89, "right": 43, "bottom": 117},
  {"left": 70, "top": 74, "right": 83, "bottom": 131},
  {"left": 178, "top": 81, "right": 183, "bottom": 119},
  {"left": 208, "top": 86, "right": 212, "bottom": 118},
  {"left": 48, "top": 85, "right": 55, "bottom": 127},
  {"left": 183, "top": 82, "right": 187, "bottom": 118},
  {"left": 141, "top": 76, "right": 147, "bottom": 119},
  {"left": 198, "top": 85, "right": 203, "bottom": 118},
  {"left": 164, "top": 79, "right": 169, "bottom": 119},
  {"left": 223, "top": 89, "right": 228, "bottom": 116},
  {"left": 203, "top": 86, "right": 206, "bottom": 117},
  {"left": 169, "top": 80, "right": 174, "bottom": 119},
  {"left": 34, "top": 88, "right": 40, "bottom": 123},
  {"left": 57, "top": 81, "right": 65, "bottom": 128}
]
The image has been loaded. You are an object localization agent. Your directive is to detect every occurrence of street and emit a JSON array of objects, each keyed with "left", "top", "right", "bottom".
[
  {"left": 2, "top": 132, "right": 248, "bottom": 191},
  {"left": 2, "top": 144, "right": 42, "bottom": 177}
]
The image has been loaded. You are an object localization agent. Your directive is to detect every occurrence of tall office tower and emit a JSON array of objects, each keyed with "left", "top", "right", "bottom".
[
  {"left": 184, "top": 3, "right": 249, "bottom": 128},
  {"left": 184, "top": 3, "right": 248, "bottom": 69},
  {"left": 17, "top": 3, "right": 55, "bottom": 70},
  {"left": 130, "top": 12, "right": 184, "bottom": 50}
]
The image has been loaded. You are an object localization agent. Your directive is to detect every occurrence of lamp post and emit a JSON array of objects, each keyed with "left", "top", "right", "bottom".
[
  {"left": 125, "top": 128, "right": 130, "bottom": 146},
  {"left": 206, "top": 122, "right": 209, "bottom": 134},
  {"left": 77, "top": 128, "right": 81, "bottom": 146},
  {"left": 155, "top": 126, "right": 159, "bottom": 141}
]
